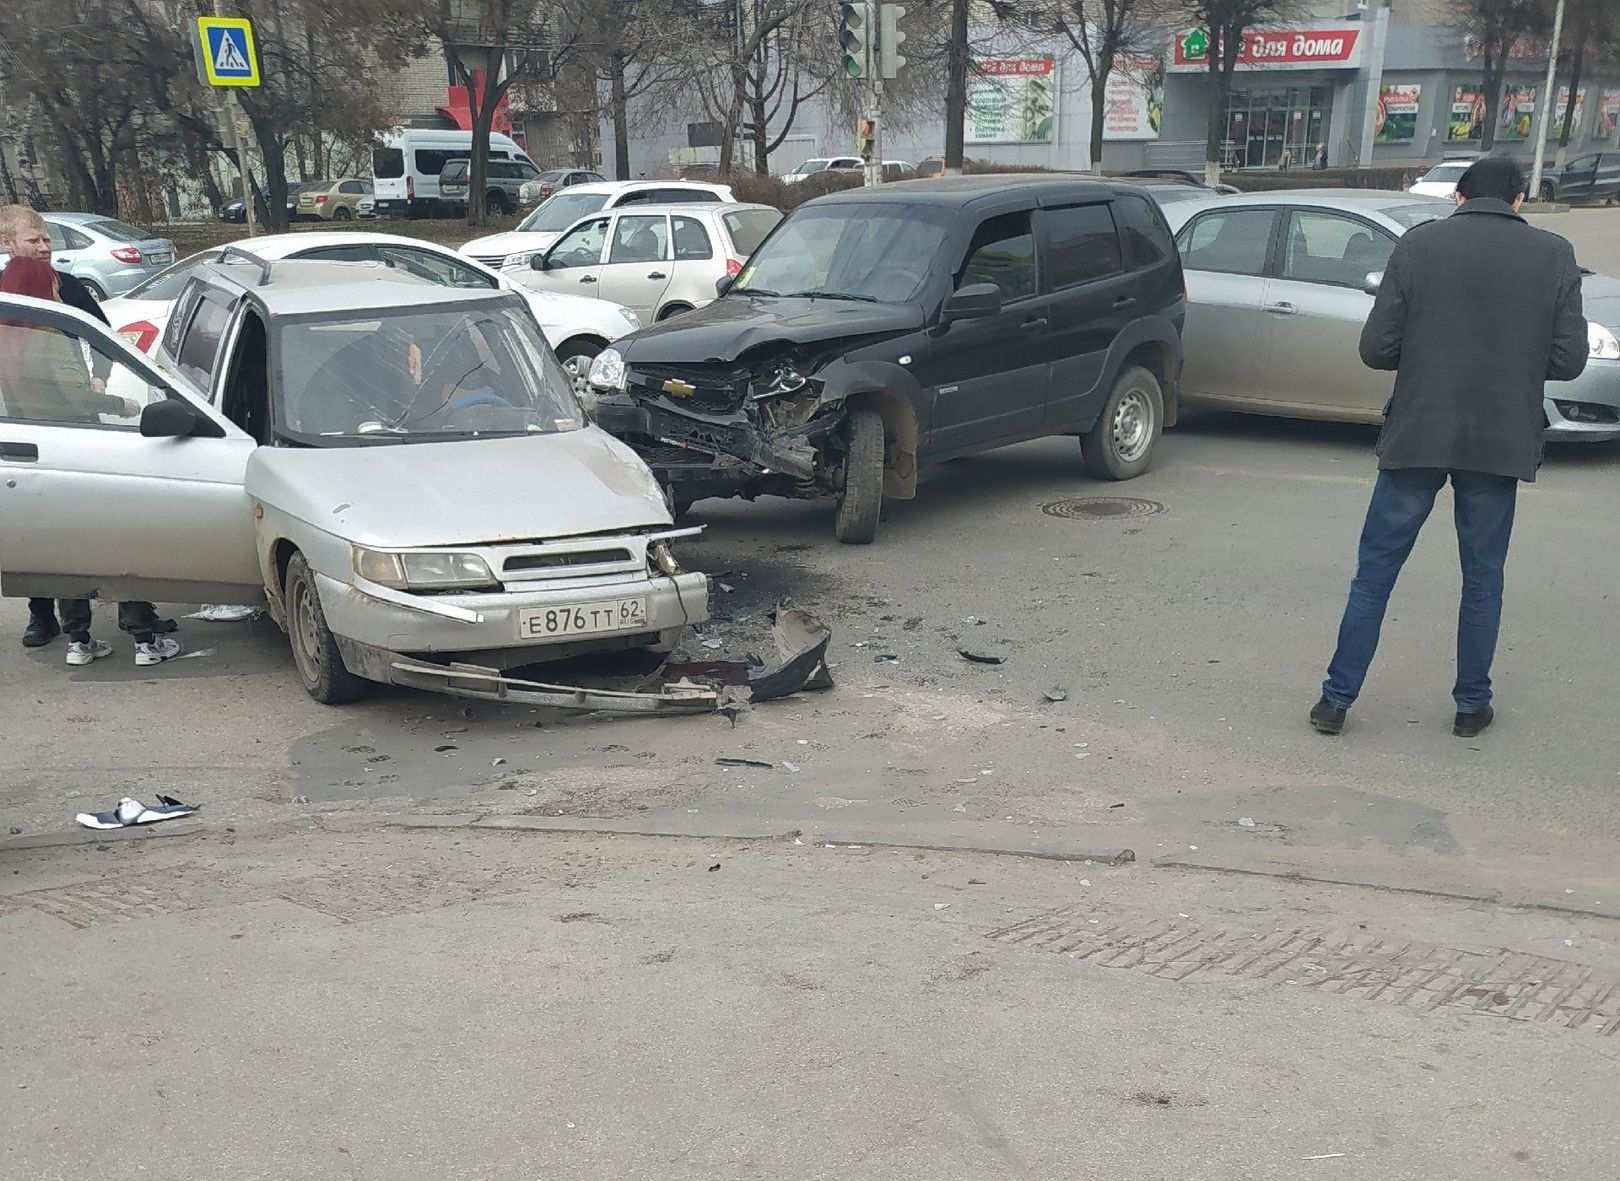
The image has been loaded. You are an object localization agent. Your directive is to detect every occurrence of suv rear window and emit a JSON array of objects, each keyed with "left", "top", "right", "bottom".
[
  {"left": 1112, "top": 194, "right": 1173, "bottom": 269},
  {"left": 415, "top": 149, "right": 467, "bottom": 177},
  {"left": 176, "top": 292, "right": 234, "bottom": 390},
  {"left": 372, "top": 148, "right": 405, "bottom": 179},
  {"left": 441, "top": 160, "right": 471, "bottom": 182},
  {"left": 1043, "top": 204, "right": 1123, "bottom": 287}
]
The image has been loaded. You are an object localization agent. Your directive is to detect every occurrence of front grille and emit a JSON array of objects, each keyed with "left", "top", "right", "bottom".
[
  {"left": 470, "top": 255, "right": 507, "bottom": 268},
  {"left": 629, "top": 363, "right": 748, "bottom": 414},
  {"left": 637, "top": 442, "right": 718, "bottom": 466},
  {"left": 503, "top": 548, "right": 632, "bottom": 574}
]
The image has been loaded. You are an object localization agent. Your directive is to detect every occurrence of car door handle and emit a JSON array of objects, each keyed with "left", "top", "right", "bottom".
[
  {"left": 1113, "top": 296, "right": 1137, "bottom": 309},
  {"left": 1021, "top": 317, "right": 1048, "bottom": 331},
  {"left": 580, "top": 275, "right": 597, "bottom": 284},
  {"left": 56, "top": 257, "right": 71, "bottom": 265},
  {"left": 0, "top": 441, "right": 40, "bottom": 462},
  {"left": 1264, "top": 302, "right": 1298, "bottom": 316},
  {"left": 648, "top": 271, "right": 667, "bottom": 280}
]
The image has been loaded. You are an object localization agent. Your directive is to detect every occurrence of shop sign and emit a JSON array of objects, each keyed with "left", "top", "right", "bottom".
[
  {"left": 1374, "top": 84, "right": 1422, "bottom": 144},
  {"left": 1448, "top": 87, "right": 1486, "bottom": 141},
  {"left": 1103, "top": 56, "right": 1163, "bottom": 140},
  {"left": 1553, "top": 85, "right": 1587, "bottom": 135},
  {"left": 1169, "top": 25, "right": 1363, "bottom": 72},
  {"left": 1598, "top": 88, "right": 1620, "bottom": 140},
  {"left": 966, "top": 57, "right": 1058, "bottom": 143},
  {"left": 1498, "top": 85, "right": 1537, "bottom": 141}
]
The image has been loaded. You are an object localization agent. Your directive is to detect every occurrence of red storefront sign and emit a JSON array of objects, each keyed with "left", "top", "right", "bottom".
[{"left": 1170, "top": 27, "right": 1363, "bottom": 71}]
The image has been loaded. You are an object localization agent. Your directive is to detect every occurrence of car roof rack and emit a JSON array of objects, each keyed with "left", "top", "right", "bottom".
[{"left": 218, "top": 245, "right": 274, "bottom": 286}]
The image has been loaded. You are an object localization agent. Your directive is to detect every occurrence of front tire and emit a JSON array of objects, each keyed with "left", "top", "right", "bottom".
[
  {"left": 1081, "top": 365, "right": 1163, "bottom": 481},
  {"left": 486, "top": 191, "right": 510, "bottom": 217},
  {"left": 332, "top": 205, "right": 353, "bottom": 222},
  {"left": 555, "top": 338, "right": 603, "bottom": 404},
  {"left": 835, "top": 407, "right": 885, "bottom": 545},
  {"left": 1540, "top": 180, "right": 1556, "bottom": 202},
  {"left": 284, "top": 552, "right": 368, "bottom": 704}
]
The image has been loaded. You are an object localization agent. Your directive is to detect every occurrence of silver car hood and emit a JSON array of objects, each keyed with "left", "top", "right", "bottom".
[
  {"left": 1582, "top": 273, "right": 1620, "bottom": 331},
  {"left": 245, "top": 427, "right": 671, "bottom": 548}
]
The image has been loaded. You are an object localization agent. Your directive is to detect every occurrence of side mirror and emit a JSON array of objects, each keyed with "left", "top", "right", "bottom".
[
  {"left": 140, "top": 397, "right": 222, "bottom": 439},
  {"left": 943, "top": 282, "right": 1002, "bottom": 322},
  {"left": 1363, "top": 271, "right": 1384, "bottom": 295},
  {"left": 715, "top": 275, "right": 735, "bottom": 297},
  {"left": 531, "top": 253, "right": 548, "bottom": 271}
]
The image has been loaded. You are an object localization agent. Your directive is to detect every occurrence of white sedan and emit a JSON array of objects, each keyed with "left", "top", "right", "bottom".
[{"left": 102, "top": 231, "right": 642, "bottom": 396}]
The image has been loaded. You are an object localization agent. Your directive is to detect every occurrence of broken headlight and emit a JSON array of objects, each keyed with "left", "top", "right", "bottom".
[
  {"left": 750, "top": 356, "right": 811, "bottom": 402},
  {"left": 353, "top": 547, "right": 499, "bottom": 592},
  {"left": 588, "top": 347, "right": 627, "bottom": 391}
]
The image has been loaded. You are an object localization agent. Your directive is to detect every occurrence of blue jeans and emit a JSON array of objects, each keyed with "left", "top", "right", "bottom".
[{"left": 1323, "top": 468, "right": 1518, "bottom": 713}]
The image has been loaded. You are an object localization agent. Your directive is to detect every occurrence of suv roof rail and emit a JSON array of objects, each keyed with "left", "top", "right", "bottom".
[{"left": 218, "top": 245, "right": 274, "bottom": 286}]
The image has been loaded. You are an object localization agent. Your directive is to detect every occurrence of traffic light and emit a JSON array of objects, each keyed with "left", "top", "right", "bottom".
[
  {"left": 838, "top": 1, "right": 871, "bottom": 79},
  {"left": 857, "top": 117, "right": 876, "bottom": 159},
  {"left": 878, "top": 4, "right": 907, "bottom": 79}
]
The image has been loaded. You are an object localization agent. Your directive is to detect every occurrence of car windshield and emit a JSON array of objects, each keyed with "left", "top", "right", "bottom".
[
  {"left": 275, "top": 301, "right": 583, "bottom": 445},
  {"left": 732, "top": 203, "right": 951, "bottom": 303},
  {"left": 122, "top": 251, "right": 223, "bottom": 300},
  {"left": 793, "top": 160, "right": 831, "bottom": 175},
  {"left": 519, "top": 191, "right": 612, "bottom": 232},
  {"left": 537, "top": 170, "right": 570, "bottom": 183},
  {"left": 1384, "top": 202, "right": 1451, "bottom": 229},
  {"left": 87, "top": 219, "right": 150, "bottom": 243}
]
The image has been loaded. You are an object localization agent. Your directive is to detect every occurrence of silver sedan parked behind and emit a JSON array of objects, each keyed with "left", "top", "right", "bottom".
[
  {"left": 513, "top": 202, "right": 782, "bottom": 324},
  {"left": 10, "top": 213, "right": 178, "bottom": 300},
  {"left": 1162, "top": 190, "right": 1620, "bottom": 442}
]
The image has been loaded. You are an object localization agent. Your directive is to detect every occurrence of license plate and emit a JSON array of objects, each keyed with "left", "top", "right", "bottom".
[
  {"left": 518, "top": 598, "right": 647, "bottom": 640},
  {"left": 147, "top": 252, "right": 173, "bottom": 265}
]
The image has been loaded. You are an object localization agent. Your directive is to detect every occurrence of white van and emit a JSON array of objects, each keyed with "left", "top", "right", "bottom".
[{"left": 371, "top": 128, "right": 536, "bottom": 217}]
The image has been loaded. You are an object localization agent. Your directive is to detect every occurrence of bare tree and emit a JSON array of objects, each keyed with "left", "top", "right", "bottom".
[
  {"left": 1455, "top": 0, "right": 1549, "bottom": 151},
  {"left": 1552, "top": 0, "right": 1620, "bottom": 165},
  {"left": 1178, "top": 0, "right": 1296, "bottom": 184}
]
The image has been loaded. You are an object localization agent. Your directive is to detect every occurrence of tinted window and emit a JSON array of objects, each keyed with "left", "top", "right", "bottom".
[
  {"left": 1567, "top": 154, "right": 1598, "bottom": 171},
  {"left": 293, "top": 244, "right": 379, "bottom": 263},
  {"left": 440, "top": 160, "right": 470, "bottom": 182},
  {"left": 87, "top": 219, "right": 149, "bottom": 243},
  {"left": 415, "top": 149, "right": 467, "bottom": 177},
  {"left": 176, "top": 293, "right": 233, "bottom": 390},
  {"left": 672, "top": 216, "right": 713, "bottom": 260},
  {"left": 652, "top": 187, "right": 721, "bottom": 204},
  {"left": 373, "top": 148, "right": 405, "bottom": 179},
  {"left": 1281, "top": 211, "right": 1395, "bottom": 287},
  {"left": 722, "top": 208, "right": 781, "bottom": 257},
  {"left": 1113, "top": 194, "right": 1172, "bottom": 270},
  {"left": 516, "top": 163, "right": 541, "bottom": 181},
  {"left": 339, "top": 180, "right": 365, "bottom": 195},
  {"left": 122, "top": 251, "right": 223, "bottom": 301},
  {"left": 1043, "top": 204, "right": 1123, "bottom": 288},
  {"left": 959, "top": 211, "right": 1036, "bottom": 301},
  {"left": 1179, "top": 209, "right": 1275, "bottom": 276},
  {"left": 610, "top": 215, "right": 669, "bottom": 263},
  {"left": 377, "top": 245, "right": 496, "bottom": 289}
]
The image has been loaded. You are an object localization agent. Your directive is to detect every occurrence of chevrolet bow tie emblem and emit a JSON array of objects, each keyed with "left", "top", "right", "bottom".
[{"left": 662, "top": 379, "right": 696, "bottom": 398}]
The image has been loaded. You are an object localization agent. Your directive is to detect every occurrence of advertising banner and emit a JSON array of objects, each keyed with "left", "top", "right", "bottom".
[
  {"left": 1497, "top": 85, "right": 1537, "bottom": 140},
  {"left": 1374, "top": 84, "right": 1422, "bottom": 144},
  {"left": 966, "top": 57, "right": 1057, "bottom": 143},
  {"left": 1599, "top": 88, "right": 1620, "bottom": 139},
  {"left": 1103, "top": 56, "right": 1163, "bottom": 141},
  {"left": 1169, "top": 25, "right": 1362, "bottom": 72},
  {"left": 1553, "top": 85, "right": 1588, "bottom": 136},
  {"left": 1448, "top": 87, "right": 1486, "bottom": 141}
]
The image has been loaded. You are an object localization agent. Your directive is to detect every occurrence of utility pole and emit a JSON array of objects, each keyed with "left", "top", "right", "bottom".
[
  {"left": 943, "top": 0, "right": 968, "bottom": 174},
  {"left": 1529, "top": 0, "right": 1566, "bottom": 203},
  {"left": 199, "top": 3, "right": 260, "bottom": 237},
  {"left": 839, "top": 2, "right": 906, "bottom": 188}
]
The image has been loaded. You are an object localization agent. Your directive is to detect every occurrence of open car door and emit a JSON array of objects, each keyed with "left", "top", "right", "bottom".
[{"left": 0, "top": 295, "right": 264, "bottom": 604}]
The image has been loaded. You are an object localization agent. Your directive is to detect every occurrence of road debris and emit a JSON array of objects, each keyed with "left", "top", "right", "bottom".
[
  {"left": 435, "top": 745, "right": 459, "bottom": 753},
  {"left": 76, "top": 794, "right": 200, "bottom": 829},
  {"left": 186, "top": 604, "right": 263, "bottom": 622},
  {"left": 958, "top": 648, "right": 1005, "bottom": 665},
  {"left": 748, "top": 607, "right": 834, "bottom": 703},
  {"left": 1237, "top": 817, "right": 1257, "bottom": 828},
  {"left": 782, "top": 760, "right": 801, "bottom": 773},
  {"left": 708, "top": 863, "right": 721, "bottom": 872},
  {"left": 716, "top": 757, "right": 774, "bottom": 769},
  {"left": 1042, "top": 686, "right": 1068, "bottom": 702},
  {"left": 874, "top": 653, "right": 899, "bottom": 664}
]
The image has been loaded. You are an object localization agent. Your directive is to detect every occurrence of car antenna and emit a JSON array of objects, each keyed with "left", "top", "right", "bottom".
[{"left": 219, "top": 245, "right": 274, "bottom": 286}]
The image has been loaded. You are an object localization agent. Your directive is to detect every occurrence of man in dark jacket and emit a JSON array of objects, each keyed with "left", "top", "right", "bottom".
[
  {"left": 1, "top": 203, "right": 176, "bottom": 652},
  {"left": 1310, "top": 158, "right": 1588, "bottom": 739}
]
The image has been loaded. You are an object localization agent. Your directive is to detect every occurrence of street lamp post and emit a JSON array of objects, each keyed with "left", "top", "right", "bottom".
[{"left": 1529, "top": 0, "right": 1566, "bottom": 203}]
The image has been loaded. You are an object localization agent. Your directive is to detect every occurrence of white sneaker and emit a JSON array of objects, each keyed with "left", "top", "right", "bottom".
[
  {"left": 134, "top": 636, "right": 182, "bottom": 666},
  {"left": 65, "top": 638, "right": 113, "bottom": 666}
]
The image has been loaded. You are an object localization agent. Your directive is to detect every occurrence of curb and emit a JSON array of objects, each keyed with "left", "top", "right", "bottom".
[{"left": 0, "top": 820, "right": 206, "bottom": 852}]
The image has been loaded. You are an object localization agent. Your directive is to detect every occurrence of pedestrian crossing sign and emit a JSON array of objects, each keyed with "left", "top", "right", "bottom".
[{"left": 195, "top": 17, "right": 260, "bottom": 88}]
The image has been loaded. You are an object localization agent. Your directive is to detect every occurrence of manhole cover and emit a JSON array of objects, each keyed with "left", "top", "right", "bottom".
[{"left": 1042, "top": 497, "right": 1164, "bottom": 521}]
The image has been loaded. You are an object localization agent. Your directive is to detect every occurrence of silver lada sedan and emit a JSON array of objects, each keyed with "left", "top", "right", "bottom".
[{"left": 1159, "top": 190, "right": 1620, "bottom": 443}]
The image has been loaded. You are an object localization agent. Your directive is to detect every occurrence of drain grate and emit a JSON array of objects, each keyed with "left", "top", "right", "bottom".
[{"left": 1042, "top": 496, "right": 1164, "bottom": 521}]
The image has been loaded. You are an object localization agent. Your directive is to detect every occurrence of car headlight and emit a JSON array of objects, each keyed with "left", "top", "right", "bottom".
[
  {"left": 589, "top": 346, "right": 627, "bottom": 391},
  {"left": 502, "top": 253, "right": 533, "bottom": 271},
  {"left": 617, "top": 306, "right": 642, "bottom": 330},
  {"left": 1588, "top": 321, "right": 1620, "bottom": 360},
  {"left": 352, "top": 547, "right": 498, "bottom": 591}
]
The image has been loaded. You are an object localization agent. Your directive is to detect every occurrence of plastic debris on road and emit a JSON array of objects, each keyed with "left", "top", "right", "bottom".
[{"left": 76, "top": 794, "right": 200, "bottom": 830}]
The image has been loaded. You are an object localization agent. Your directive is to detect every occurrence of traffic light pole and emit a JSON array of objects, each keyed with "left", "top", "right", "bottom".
[{"left": 863, "top": 80, "right": 884, "bottom": 188}]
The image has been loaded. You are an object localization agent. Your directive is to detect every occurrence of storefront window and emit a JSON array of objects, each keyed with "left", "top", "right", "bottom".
[{"left": 1223, "top": 86, "right": 1332, "bottom": 168}]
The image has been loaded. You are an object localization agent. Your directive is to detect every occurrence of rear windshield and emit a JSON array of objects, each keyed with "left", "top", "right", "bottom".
[
  {"left": 519, "top": 191, "right": 612, "bottom": 232},
  {"left": 87, "top": 219, "right": 150, "bottom": 243},
  {"left": 537, "top": 170, "right": 570, "bottom": 183},
  {"left": 373, "top": 148, "right": 405, "bottom": 179},
  {"left": 723, "top": 208, "right": 782, "bottom": 256},
  {"left": 1423, "top": 163, "right": 1468, "bottom": 181},
  {"left": 1385, "top": 202, "right": 1451, "bottom": 229},
  {"left": 441, "top": 160, "right": 471, "bottom": 181}
]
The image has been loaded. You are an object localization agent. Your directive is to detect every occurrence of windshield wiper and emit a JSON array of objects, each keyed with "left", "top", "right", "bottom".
[
  {"left": 782, "top": 290, "right": 880, "bottom": 303},
  {"left": 736, "top": 286, "right": 780, "bottom": 297}
]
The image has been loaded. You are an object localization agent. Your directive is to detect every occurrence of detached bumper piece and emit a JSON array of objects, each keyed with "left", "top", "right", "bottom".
[{"left": 389, "top": 658, "right": 720, "bottom": 714}]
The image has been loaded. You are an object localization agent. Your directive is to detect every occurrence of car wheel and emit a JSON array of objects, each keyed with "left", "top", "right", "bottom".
[
  {"left": 80, "top": 280, "right": 107, "bottom": 303},
  {"left": 1081, "top": 365, "right": 1163, "bottom": 481},
  {"left": 1540, "top": 180, "right": 1557, "bottom": 202},
  {"left": 284, "top": 552, "right": 369, "bottom": 705},
  {"left": 333, "top": 206, "right": 352, "bottom": 222},
  {"left": 834, "top": 407, "right": 885, "bottom": 545},
  {"left": 555, "top": 338, "right": 603, "bottom": 401},
  {"left": 486, "top": 191, "right": 509, "bottom": 217},
  {"left": 657, "top": 303, "right": 693, "bottom": 321}
]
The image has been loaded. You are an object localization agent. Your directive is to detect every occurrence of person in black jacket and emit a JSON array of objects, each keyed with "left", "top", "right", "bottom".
[
  {"left": 1, "top": 204, "right": 177, "bottom": 652},
  {"left": 1310, "top": 158, "right": 1588, "bottom": 739}
]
